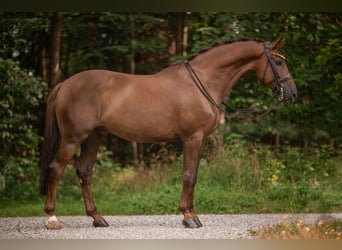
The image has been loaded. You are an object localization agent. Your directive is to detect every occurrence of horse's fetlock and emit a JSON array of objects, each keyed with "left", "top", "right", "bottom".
[{"left": 44, "top": 207, "right": 55, "bottom": 216}]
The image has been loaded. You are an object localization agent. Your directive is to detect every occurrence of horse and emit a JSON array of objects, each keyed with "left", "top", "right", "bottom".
[{"left": 39, "top": 37, "right": 297, "bottom": 229}]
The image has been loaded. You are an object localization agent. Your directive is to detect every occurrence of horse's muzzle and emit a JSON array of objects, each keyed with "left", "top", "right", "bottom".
[{"left": 283, "top": 85, "right": 298, "bottom": 103}]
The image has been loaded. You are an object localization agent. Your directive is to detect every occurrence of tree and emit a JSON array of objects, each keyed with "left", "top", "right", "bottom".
[
  {"left": 168, "top": 13, "right": 188, "bottom": 57},
  {"left": 48, "top": 12, "right": 63, "bottom": 87},
  {"left": 274, "top": 13, "right": 342, "bottom": 146},
  {"left": 0, "top": 12, "right": 340, "bottom": 173},
  {"left": 0, "top": 12, "right": 50, "bottom": 76}
]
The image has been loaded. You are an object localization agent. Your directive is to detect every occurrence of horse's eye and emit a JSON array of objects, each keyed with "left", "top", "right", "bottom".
[{"left": 275, "top": 60, "right": 282, "bottom": 66}]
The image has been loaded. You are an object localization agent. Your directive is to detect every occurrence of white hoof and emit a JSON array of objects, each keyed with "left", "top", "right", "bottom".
[{"left": 45, "top": 215, "right": 62, "bottom": 230}]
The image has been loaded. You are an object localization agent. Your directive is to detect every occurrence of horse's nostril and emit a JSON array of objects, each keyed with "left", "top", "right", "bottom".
[{"left": 293, "top": 91, "right": 297, "bottom": 99}]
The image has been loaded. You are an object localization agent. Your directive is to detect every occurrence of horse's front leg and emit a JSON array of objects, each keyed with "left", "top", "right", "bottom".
[{"left": 179, "top": 134, "right": 205, "bottom": 228}]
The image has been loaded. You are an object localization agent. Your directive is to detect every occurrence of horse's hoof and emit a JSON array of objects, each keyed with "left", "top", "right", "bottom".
[
  {"left": 182, "top": 216, "right": 203, "bottom": 228},
  {"left": 93, "top": 218, "right": 109, "bottom": 227},
  {"left": 45, "top": 220, "right": 62, "bottom": 230}
]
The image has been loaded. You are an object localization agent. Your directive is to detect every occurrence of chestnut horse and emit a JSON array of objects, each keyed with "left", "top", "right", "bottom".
[{"left": 40, "top": 37, "right": 297, "bottom": 229}]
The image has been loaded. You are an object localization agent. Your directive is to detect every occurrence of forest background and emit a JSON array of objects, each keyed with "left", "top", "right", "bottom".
[{"left": 0, "top": 12, "right": 341, "bottom": 216}]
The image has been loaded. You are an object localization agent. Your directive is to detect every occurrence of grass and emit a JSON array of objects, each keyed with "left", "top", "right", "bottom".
[{"left": 0, "top": 141, "right": 341, "bottom": 217}]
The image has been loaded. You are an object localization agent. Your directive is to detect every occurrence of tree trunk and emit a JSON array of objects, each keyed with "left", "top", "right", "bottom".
[
  {"left": 49, "top": 12, "right": 63, "bottom": 87},
  {"left": 182, "top": 24, "right": 188, "bottom": 56},
  {"left": 129, "top": 14, "right": 142, "bottom": 169},
  {"left": 175, "top": 13, "right": 186, "bottom": 56},
  {"left": 62, "top": 32, "right": 72, "bottom": 78},
  {"left": 303, "top": 138, "right": 309, "bottom": 149},
  {"left": 41, "top": 46, "right": 47, "bottom": 82},
  {"left": 168, "top": 13, "right": 187, "bottom": 57},
  {"left": 274, "top": 132, "right": 280, "bottom": 156}
]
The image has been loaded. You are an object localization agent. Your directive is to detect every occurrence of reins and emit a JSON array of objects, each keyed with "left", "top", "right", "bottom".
[
  {"left": 184, "top": 60, "right": 228, "bottom": 115},
  {"left": 184, "top": 41, "right": 291, "bottom": 119}
]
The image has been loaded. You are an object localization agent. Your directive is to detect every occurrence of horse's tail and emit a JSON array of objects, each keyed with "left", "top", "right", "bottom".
[{"left": 39, "top": 84, "right": 62, "bottom": 196}]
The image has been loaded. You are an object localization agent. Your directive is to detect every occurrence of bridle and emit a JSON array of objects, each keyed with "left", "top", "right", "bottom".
[
  {"left": 184, "top": 41, "right": 293, "bottom": 117},
  {"left": 262, "top": 41, "right": 292, "bottom": 102}
]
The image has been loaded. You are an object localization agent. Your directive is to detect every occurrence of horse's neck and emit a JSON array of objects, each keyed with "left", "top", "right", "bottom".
[{"left": 191, "top": 42, "right": 263, "bottom": 103}]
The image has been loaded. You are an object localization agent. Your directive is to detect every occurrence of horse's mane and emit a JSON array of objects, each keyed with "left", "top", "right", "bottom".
[{"left": 187, "top": 37, "right": 264, "bottom": 61}]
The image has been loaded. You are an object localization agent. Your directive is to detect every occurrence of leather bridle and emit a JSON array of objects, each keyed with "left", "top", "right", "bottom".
[{"left": 262, "top": 41, "right": 293, "bottom": 102}]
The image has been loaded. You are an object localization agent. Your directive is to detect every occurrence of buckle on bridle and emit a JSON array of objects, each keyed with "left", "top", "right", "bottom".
[{"left": 278, "top": 85, "right": 284, "bottom": 102}]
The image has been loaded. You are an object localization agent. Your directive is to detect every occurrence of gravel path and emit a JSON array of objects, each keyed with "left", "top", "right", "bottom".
[{"left": 1, "top": 213, "right": 341, "bottom": 239}]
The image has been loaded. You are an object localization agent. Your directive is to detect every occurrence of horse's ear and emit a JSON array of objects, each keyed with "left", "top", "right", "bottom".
[{"left": 271, "top": 37, "right": 286, "bottom": 50}]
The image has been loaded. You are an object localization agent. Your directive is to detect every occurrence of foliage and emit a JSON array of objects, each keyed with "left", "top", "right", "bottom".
[
  {"left": 61, "top": 13, "right": 169, "bottom": 75},
  {"left": 0, "top": 12, "right": 50, "bottom": 72},
  {"left": 1, "top": 138, "right": 341, "bottom": 216},
  {"left": 0, "top": 12, "right": 341, "bottom": 209},
  {"left": 1, "top": 12, "right": 341, "bottom": 148},
  {"left": 0, "top": 58, "right": 48, "bottom": 198}
]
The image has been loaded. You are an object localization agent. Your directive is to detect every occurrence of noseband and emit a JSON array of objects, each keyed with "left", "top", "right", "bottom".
[{"left": 263, "top": 42, "right": 292, "bottom": 102}]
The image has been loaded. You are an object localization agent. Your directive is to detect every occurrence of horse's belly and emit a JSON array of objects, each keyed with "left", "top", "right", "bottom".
[
  {"left": 100, "top": 105, "right": 180, "bottom": 143},
  {"left": 105, "top": 119, "right": 179, "bottom": 143}
]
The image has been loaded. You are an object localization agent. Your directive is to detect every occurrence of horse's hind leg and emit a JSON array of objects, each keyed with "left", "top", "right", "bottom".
[
  {"left": 45, "top": 140, "right": 80, "bottom": 229},
  {"left": 76, "top": 129, "right": 109, "bottom": 227}
]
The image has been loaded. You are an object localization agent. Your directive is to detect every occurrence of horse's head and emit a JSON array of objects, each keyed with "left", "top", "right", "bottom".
[{"left": 256, "top": 37, "right": 297, "bottom": 103}]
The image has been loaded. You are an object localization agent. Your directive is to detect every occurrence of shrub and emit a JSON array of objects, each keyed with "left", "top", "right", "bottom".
[{"left": 0, "top": 58, "right": 48, "bottom": 199}]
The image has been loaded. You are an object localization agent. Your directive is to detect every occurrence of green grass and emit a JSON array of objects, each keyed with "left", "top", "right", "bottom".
[{"left": 0, "top": 142, "right": 341, "bottom": 217}]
